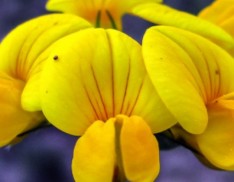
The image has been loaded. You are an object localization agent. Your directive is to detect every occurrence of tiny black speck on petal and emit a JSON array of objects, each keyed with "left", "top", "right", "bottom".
[{"left": 53, "top": 55, "right": 59, "bottom": 61}]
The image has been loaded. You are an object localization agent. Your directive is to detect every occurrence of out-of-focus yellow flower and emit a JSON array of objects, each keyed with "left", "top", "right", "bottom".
[
  {"left": 46, "top": 0, "right": 234, "bottom": 49},
  {"left": 199, "top": 0, "right": 234, "bottom": 55},
  {"left": 142, "top": 25, "right": 234, "bottom": 170},
  {"left": 46, "top": 0, "right": 162, "bottom": 29},
  {"left": 39, "top": 28, "right": 178, "bottom": 181},
  {"left": 0, "top": 14, "right": 91, "bottom": 147}
]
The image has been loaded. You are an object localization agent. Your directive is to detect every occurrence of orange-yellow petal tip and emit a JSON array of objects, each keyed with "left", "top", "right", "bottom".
[
  {"left": 120, "top": 115, "right": 160, "bottom": 182},
  {"left": 72, "top": 115, "right": 159, "bottom": 182}
]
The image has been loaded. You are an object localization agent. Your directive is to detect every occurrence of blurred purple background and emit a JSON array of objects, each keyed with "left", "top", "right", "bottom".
[{"left": 1, "top": 0, "right": 234, "bottom": 181}]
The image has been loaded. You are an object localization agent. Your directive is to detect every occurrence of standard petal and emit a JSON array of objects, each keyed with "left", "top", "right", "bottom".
[
  {"left": 131, "top": 3, "right": 234, "bottom": 49},
  {"left": 0, "top": 14, "right": 91, "bottom": 76},
  {"left": 149, "top": 26, "right": 234, "bottom": 101},
  {"left": 120, "top": 115, "right": 159, "bottom": 181},
  {"left": 72, "top": 120, "right": 116, "bottom": 182},
  {"left": 40, "top": 28, "right": 177, "bottom": 135},
  {"left": 143, "top": 26, "right": 208, "bottom": 134},
  {"left": 0, "top": 72, "right": 44, "bottom": 147},
  {"left": 195, "top": 103, "right": 234, "bottom": 170},
  {"left": 0, "top": 14, "right": 91, "bottom": 111}
]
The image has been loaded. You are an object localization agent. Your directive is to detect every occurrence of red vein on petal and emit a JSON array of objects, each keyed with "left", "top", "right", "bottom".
[
  {"left": 196, "top": 45, "right": 213, "bottom": 103},
  {"left": 120, "top": 58, "right": 131, "bottom": 114},
  {"left": 91, "top": 65, "right": 108, "bottom": 120},
  {"left": 82, "top": 80, "right": 100, "bottom": 120},
  {"left": 128, "top": 76, "right": 145, "bottom": 116},
  {"left": 106, "top": 32, "right": 115, "bottom": 117},
  {"left": 19, "top": 25, "right": 51, "bottom": 80},
  {"left": 15, "top": 30, "right": 29, "bottom": 80}
]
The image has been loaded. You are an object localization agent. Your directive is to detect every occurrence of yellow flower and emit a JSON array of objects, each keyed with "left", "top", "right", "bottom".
[
  {"left": 39, "top": 28, "right": 178, "bottom": 181},
  {"left": 0, "top": 14, "right": 91, "bottom": 147},
  {"left": 142, "top": 25, "right": 234, "bottom": 170},
  {"left": 199, "top": 0, "right": 234, "bottom": 55},
  {"left": 46, "top": 0, "right": 234, "bottom": 49},
  {"left": 46, "top": 0, "right": 162, "bottom": 29}
]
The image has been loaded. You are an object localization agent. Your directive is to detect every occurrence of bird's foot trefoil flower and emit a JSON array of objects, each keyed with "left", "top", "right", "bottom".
[
  {"left": 39, "top": 28, "right": 178, "bottom": 181},
  {"left": 142, "top": 25, "right": 234, "bottom": 169},
  {"left": 0, "top": 14, "right": 91, "bottom": 146}
]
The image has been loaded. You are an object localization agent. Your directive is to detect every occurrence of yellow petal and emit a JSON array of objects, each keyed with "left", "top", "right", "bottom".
[
  {"left": 132, "top": 3, "right": 234, "bottom": 49},
  {"left": 143, "top": 26, "right": 209, "bottom": 134},
  {"left": 46, "top": 0, "right": 122, "bottom": 29},
  {"left": 196, "top": 103, "right": 234, "bottom": 170},
  {"left": 199, "top": 0, "right": 234, "bottom": 25},
  {"left": 46, "top": 0, "right": 162, "bottom": 29},
  {"left": 72, "top": 115, "right": 159, "bottom": 181},
  {"left": 41, "top": 28, "right": 176, "bottom": 135},
  {"left": 72, "top": 120, "right": 116, "bottom": 182},
  {"left": 130, "top": 75, "right": 176, "bottom": 133},
  {"left": 214, "top": 92, "right": 234, "bottom": 109},
  {"left": 0, "top": 72, "right": 43, "bottom": 147},
  {"left": 149, "top": 26, "right": 234, "bottom": 100},
  {"left": 0, "top": 14, "right": 91, "bottom": 111},
  {"left": 120, "top": 115, "right": 159, "bottom": 181},
  {"left": 198, "top": 1, "right": 234, "bottom": 55},
  {"left": 220, "top": 17, "right": 234, "bottom": 38}
]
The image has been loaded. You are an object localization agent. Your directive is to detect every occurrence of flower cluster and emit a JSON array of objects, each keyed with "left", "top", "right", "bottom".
[{"left": 1, "top": 0, "right": 234, "bottom": 181}]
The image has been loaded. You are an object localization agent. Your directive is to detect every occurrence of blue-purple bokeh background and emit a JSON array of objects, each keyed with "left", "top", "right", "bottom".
[{"left": 1, "top": 0, "right": 234, "bottom": 181}]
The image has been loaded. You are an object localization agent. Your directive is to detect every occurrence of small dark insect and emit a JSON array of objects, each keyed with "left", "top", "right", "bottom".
[{"left": 53, "top": 55, "right": 59, "bottom": 61}]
